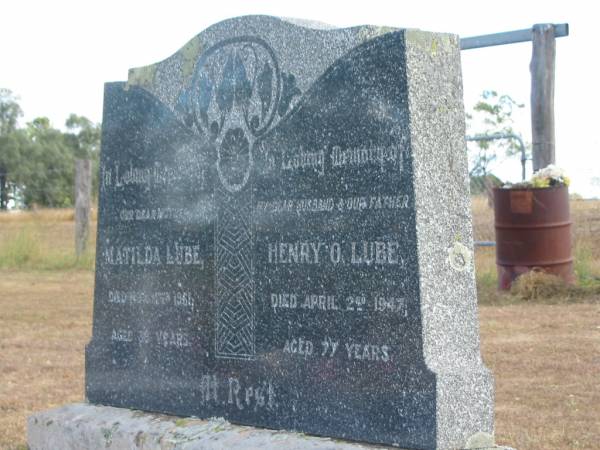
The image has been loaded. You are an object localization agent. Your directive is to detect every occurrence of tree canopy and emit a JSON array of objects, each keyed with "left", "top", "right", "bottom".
[
  {"left": 0, "top": 89, "right": 24, "bottom": 209},
  {"left": 0, "top": 89, "right": 100, "bottom": 209},
  {"left": 466, "top": 90, "right": 528, "bottom": 178}
]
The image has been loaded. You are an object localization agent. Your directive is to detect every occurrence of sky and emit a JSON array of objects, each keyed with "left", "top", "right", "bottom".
[{"left": 1, "top": 0, "right": 598, "bottom": 197}]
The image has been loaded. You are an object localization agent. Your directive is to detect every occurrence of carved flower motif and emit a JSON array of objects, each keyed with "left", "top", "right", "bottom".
[{"left": 176, "top": 37, "right": 301, "bottom": 193}]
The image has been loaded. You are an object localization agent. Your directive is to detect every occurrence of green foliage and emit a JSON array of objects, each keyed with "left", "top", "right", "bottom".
[
  {"left": 0, "top": 88, "right": 22, "bottom": 135},
  {"left": 0, "top": 222, "right": 95, "bottom": 270},
  {"left": 0, "top": 89, "right": 24, "bottom": 209},
  {"left": 20, "top": 117, "right": 76, "bottom": 207},
  {"left": 65, "top": 114, "right": 101, "bottom": 196},
  {"left": 0, "top": 89, "right": 101, "bottom": 208},
  {"left": 65, "top": 114, "right": 101, "bottom": 159},
  {"left": 466, "top": 90, "right": 528, "bottom": 177},
  {"left": 574, "top": 244, "right": 600, "bottom": 287}
]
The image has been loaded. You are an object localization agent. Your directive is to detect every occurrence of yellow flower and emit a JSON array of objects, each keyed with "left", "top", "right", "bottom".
[
  {"left": 531, "top": 176, "right": 550, "bottom": 188},
  {"left": 563, "top": 176, "right": 570, "bottom": 187}
]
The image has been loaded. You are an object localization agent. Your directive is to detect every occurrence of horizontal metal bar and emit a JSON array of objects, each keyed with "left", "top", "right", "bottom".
[
  {"left": 474, "top": 241, "right": 496, "bottom": 247},
  {"left": 460, "top": 23, "right": 569, "bottom": 50}
]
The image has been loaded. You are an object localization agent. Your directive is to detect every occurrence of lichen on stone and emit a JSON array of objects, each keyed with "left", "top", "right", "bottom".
[
  {"left": 405, "top": 29, "right": 456, "bottom": 56},
  {"left": 126, "top": 65, "right": 157, "bottom": 90},
  {"left": 358, "top": 25, "right": 397, "bottom": 43},
  {"left": 179, "top": 36, "right": 203, "bottom": 79},
  {"left": 465, "top": 431, "right": 495, "bottom": 449}
]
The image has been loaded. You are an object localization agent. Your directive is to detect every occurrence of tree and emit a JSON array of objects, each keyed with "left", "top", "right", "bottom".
[
  {"left": 466, "top": 90, "right": 527, "bottom": 177},
  {"left": 0, "top": 89, "right": 23, "bottom": 209},
  {"left": 64, "top": 114, "right": 101, "bottom": 197},
  {"left": 17, "top": 117, "right": 76, "bottom": 207},
  {"left": 65, "top": 114, "right": 101, "bottom": 159},
  {"left": 0, "top": 89, "right": 102, "bottom": 209}
]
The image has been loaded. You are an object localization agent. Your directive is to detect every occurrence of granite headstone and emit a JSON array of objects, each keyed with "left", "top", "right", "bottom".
[{"left": 86, "top": 15, "right": 494, "bottom": 449}]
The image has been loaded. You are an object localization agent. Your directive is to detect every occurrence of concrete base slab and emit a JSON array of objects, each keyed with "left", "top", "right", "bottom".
[{"left": 27, "top": 403, "right": 514, "bottom": 450}]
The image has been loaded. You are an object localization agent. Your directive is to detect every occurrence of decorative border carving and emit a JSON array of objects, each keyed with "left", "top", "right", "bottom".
[{"left": 176, "top": 37, "right": 300, "bottom": 359}]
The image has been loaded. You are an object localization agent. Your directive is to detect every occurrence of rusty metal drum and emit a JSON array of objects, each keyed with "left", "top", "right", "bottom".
[{"left": 493, "top": 186, "right": 574, "bottom": 290}]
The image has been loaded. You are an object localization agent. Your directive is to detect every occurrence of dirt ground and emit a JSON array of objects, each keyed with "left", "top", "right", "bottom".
[
  {"left": 480, "top": 302, "right": 600, "bottom": 449},
  {"left": 0, "top": 271, "right": 93, "bottom": 450},
  {"left": 0, "top": 271, "right": 598, "bottom": 449}
]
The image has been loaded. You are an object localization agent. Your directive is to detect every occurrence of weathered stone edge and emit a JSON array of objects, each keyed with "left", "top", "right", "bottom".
[
  {"left": 126, "top": 14, "right": 399, "bottom": 90},
  {"left": 27, "top": 403, "right": 391, "bottom": 450},
  {"left": 27, "top": 403, "right": 514, "bottom": 450}
]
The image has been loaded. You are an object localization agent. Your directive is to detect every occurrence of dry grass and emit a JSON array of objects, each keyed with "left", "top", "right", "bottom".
[
  {"left": 0, "top": 208, "right": 98, "bottom": 224},
  {"left": 0, "top": 202, "right": 599, "bottom": 448},
  {"left": 0, "top": 271, "right": 598, "bottom": 449},
  {"left": 0, "top": 270, "right": 93, "bottom": 450},
  {"left": 481, "top": 303, "right": 600, "bottom": 450},
  {"left": 511, "top": 271, "right": 600, "bottom": 301},
  {"left": 0, "top": 209, "right": 96, "bottom": 270}
]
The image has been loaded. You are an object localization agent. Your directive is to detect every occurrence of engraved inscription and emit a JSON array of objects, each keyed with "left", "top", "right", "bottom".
[
  {"left": 270, "top": 293, "right": 407, "bottom": 316},
  {"left": 118, "top": 204, "right": 213, "bottom": 222},
  {"left": 282, "top": 336, "right": 392, "bottom": 363},
  {"left": 330, "top": 145, "right": 406, "bottom": 171},
  {"left": 228, "top": 377, "right": 277, "bottom": 412},
  {"left": 256, "top": 194, "right": 410, "bottom": 215},
  {"left": 266, "top": 241, "right": 406, "bottom": 266},
  {"left": 267, "top": 144, "right": 409, "bottom": 177},
  {"left": 281, "top": 148, "right": 325, "bottom": 176},
  {"left": 103, "top": 242, "right": 204, "bottom": 267},
  {"left": 107, "top": 290, "right": 195, "bottom": 309},
  {"left": 101, "top": 162, "right": 206, "bottom": 191},
  {"left": 110, "top": 328, "right": 191, "bottom": 349}
]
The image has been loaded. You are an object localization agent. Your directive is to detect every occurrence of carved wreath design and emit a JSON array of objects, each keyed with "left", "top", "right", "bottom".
[{"left": 176, "top": 36, "right": 300, "bottom": 193}]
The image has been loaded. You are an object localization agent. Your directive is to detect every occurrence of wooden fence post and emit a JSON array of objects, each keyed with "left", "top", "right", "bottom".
[
  {"left": 75, "top": 159, "right": 91, "bottom": 258},
  {"left": 531, "top": 23, "right": 556, "bottom": 172}
]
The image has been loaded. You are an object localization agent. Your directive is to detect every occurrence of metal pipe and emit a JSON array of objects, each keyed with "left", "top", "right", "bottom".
[
  {"left": 460, "top": 24, "right": 568, "bottom": 50},
  {"left": 474, "top": 241, "right": 496, "bottom": 247},
  {"left": 466, "top": 132, "right": 527, "bottom": 180}
]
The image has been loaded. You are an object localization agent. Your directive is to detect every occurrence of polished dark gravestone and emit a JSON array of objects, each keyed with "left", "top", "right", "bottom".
[{"left": 86, "top": 16, "right": 494, "bottom": 449}]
